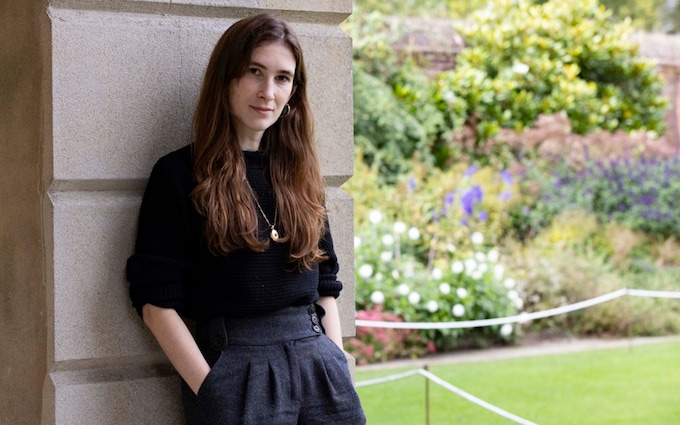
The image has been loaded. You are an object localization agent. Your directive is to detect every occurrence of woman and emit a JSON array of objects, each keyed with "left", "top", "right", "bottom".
[{"left": 127, "top": 14, "right": 366, "bottom": 425}]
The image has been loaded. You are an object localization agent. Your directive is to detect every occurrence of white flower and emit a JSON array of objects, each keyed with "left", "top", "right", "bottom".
[
  {"left": 393, "top": 221, "right": 407, "bottom": 234},
  {"left": 439, "top": 282, "right": 451, "bottom": 294},
  {"left": 507, "top": 290, "right": 519, "bottom": 301},
  {"left": 370, "top": 290, "right": 385, "bottom": 304},
  {"left": 408, "top": 292, "right": 421, "bottom": 304},
  {"left": 471, "top": 270, "right": 483, "bottom": 280},
  {"left": 391, "top": 270, "right": 400, "bottom": 279},
  {"left": 426, "top": 300, "right": 439, "bottom": 313},
  {"left": 452, "top": 303, "right": 465, "bottom": 317},
  {"left": 403, "top": 262, "right": 416, "bottom": 278},
  {"left": 493, "top": 264, "right": 505, "bottom": 281},
  {"left": 500, "top": 323, "right": 513, "bottom": 337},
  {"left": 358, "top": 264, "right": 373, "bottom": 279},
  {"left": 431, "top": 267, "right": 443, "bottom": 280},
  {"left": 464, "top": 258, "right": 477, "bottom": 274},
  {"left": 354, "top": 236, "right": 362, "bottom": 248},
  {"left": 408, "top": 226, "right": 421, "bottom": 240},
  {"left": 471, "top": 232, "right": 484, "bottom": 245},
  {"left": 451, "top": 261, "right": 464, "bottom": 274},
  {"left": 514, "top": 297, "right": 524, "bottom": 310},
  {"left": 375, "top": 273, "right": 384, "bottom": 281},
  {"left": 478, "top": 263, "right": 488, "bottom": 274},
  {"left": 475, "top": 251, "right": 486, "bottom": 262},
  {"left": 447, "top": 243, "right": 457, "bottom": 253},
  {"left": 443, "top": 90, "right": 457, "bottom": 103},
  {"left": 396, "top": 283, "right": 410, "bottom": 296},
  {"left": 487, "top": 249, "right": 499, "bottom": 263},
  {"left": 382, "top": 234, "right": 395, "bottom": 246},
  {"left": 380, "top": 251, "right": 393, "bottom": 262},
  {"left": 456, "top": 287, "right": 468, "bottom": 299},
  {"left": 369, "top": 210, "right": 383, "bottom": 224},
  {"left": 504, "top": 278, "right": 516, "bottom": 289},
  {"left": 512, "top": 61, "right": 530, "bottom": 75}
]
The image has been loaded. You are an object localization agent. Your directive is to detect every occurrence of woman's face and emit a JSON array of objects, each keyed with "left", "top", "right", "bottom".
[{"left": 228, "top": 42, "right": 296, "bottom": 150}]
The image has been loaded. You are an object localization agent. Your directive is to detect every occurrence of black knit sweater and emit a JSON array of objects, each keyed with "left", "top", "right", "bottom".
[{"left": 126, "top": 145, "right": 342, "bottom": 321}]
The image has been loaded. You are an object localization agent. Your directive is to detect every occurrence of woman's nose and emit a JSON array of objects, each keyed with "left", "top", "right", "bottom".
[{"left": 259, "top": 80, "right": 275, "bottom": 100}]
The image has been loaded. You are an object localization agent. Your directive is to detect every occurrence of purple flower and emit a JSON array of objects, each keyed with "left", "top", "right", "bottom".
[
  {"left": 461, "top": 191, "right": 475, "bottom": 215},
  {"left": 408, "top": 175, "right": 417, "bottom": 191},
  {"left": 640, "top": 194, "right": 657, "bottom": 206},
  {"left": 444, "top": 192, "right": 455, "bottom": 206},
  {"left": 461, "top": 185, "right": 484, "bottom": 215},
  {"left": 463, "top": 165, "right": 478, "bottom": 178},
  {"left": 499, "top": 191, "right": 512, "bottom": 201},
  {"left": 471, "top": 185, "right": 484, "bottom": 203},
  {"left": 478, "top": 210, "right": 488, "bottom": 221},
  {"left": 501, "top": 170, "right": 513, "bottom": 185}
]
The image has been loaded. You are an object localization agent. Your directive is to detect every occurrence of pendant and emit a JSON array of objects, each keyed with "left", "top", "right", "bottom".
[{"left": 270, "top": 227, "right": 280, "bottom": 241}]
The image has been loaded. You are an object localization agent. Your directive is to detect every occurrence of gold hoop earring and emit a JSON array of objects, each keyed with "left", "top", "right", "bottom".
[{"left": 280, "top": 104, "right": 291, "bottom": 117}]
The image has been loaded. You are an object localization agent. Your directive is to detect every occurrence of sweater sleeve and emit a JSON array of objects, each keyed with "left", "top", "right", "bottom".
[
  {"left": 317, "top": 219, "right": 343, "bottom": 298},
  {"left": 126, "top": 150, "right": 194, "bottom": 317}
]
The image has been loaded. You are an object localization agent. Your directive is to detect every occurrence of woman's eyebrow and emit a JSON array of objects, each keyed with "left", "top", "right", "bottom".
[{"left": 250, "top": 61, "right": 294, "bottom": 77}]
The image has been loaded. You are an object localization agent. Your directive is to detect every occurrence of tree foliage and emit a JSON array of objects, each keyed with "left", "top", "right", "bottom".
[
  {"left": 352, "top": 0, "right": 488, "bottom": 19},
  {"left": 353, "top": 0, "right": 680, "bottom": 33}
]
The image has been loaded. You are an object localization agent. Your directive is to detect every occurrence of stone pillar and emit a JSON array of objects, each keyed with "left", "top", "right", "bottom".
[
  {"left": 1, "top": 1, "right": 355, "bottom": 424},
  {"left": 1, "top": 2, "right": 47, "bottom": 425}
]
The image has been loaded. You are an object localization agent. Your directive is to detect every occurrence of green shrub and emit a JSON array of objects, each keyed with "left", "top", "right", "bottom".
[
  {"left": 344, "top": 12, "right": 464, "bottom": 182},
  {"left": 437, "top": 0, "right": 669, "bottom": 161},
  {"left": 353, "top": 64, "right": 433, "bottom": 181}
]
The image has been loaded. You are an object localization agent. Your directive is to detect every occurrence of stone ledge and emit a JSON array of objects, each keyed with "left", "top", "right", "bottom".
[{"left": 47, "top": 366, "right": 183, "bottom": 425}]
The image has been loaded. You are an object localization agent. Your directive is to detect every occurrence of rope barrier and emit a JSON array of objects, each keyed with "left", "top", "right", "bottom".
[
  {"left": 354, "top": 369, "right": 421, "bottom": 388},
  {"left": 355, "top": 288, "right": 680, "bottom": 330},
  {"left": 356, "top": 367, "right": 539, "bottom": 425}
]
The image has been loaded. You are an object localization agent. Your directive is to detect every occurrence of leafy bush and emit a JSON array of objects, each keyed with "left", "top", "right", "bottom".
[
  {"left": 344, "top": 309, "right": 431, "bottom": 365},
  {"left": 353, "top": 64, "right": 434, "bottom": 181},
  {"left": 503, "top": 222, "right": 680, "bottom": 338},
  {"left": 352, "top": 212, "right": 520, "bottom": 356},
  {"left": 345, "top": 150, "right": 523, "bottom": 258},
  {"left": 344, "top": 161, "right": 525, "bottom": 362},
  {"left": 437, "top": 0, "right": 669, "bottom": 160},
  {"left": 344, "top": 12, "right": 464, "bottom": 182},
  {"left": 528, "top": 155, "right": 680, "bottom": 238}
]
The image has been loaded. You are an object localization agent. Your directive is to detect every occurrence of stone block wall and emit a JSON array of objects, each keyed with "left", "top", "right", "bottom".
[{"left": 1, "top": 1, "right": 355, "bottom": 424}]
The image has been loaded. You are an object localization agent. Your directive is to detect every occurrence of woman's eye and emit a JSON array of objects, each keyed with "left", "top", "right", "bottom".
[
  {"left": 277, "top": 75, "right": 291, "bottom": 83},
  {"left": 249, "top": 68, "right": 261, "bottom": 75}
]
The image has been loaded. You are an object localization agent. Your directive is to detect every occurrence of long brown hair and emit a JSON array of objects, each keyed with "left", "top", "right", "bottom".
[{"left": 191, "top": 14, "right": 328, "bottom": 269}]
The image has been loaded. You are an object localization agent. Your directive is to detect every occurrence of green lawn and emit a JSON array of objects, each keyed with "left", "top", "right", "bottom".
[{"left": 355, "top": 341, "right": 680, "bottom": 425}]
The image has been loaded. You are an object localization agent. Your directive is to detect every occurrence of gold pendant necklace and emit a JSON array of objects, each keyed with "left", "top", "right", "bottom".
[{"left": 245, "top": 181, "right": 279, "bottom": 242}]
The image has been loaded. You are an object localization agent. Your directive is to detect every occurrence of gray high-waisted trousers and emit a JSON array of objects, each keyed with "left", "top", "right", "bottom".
[{"left": 181, "top": 304, "right": 366, "bottom": 425}]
